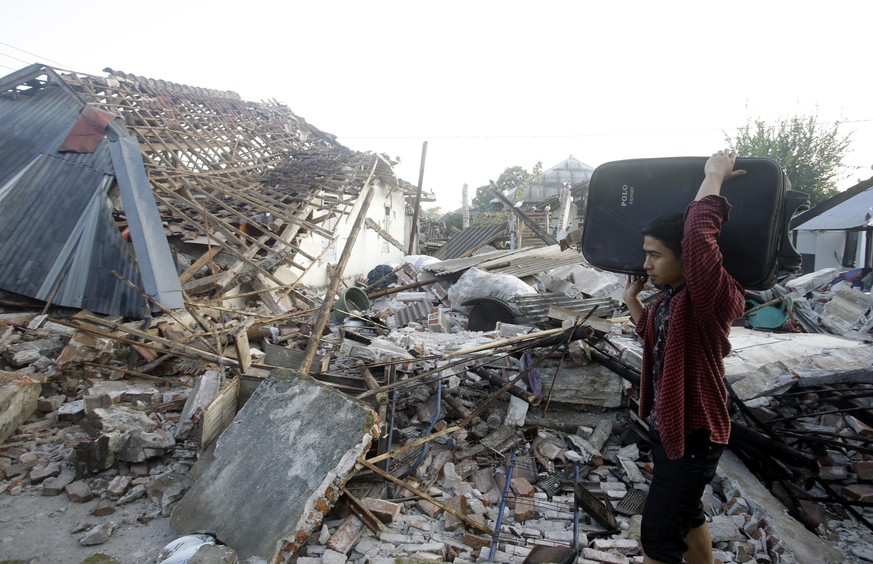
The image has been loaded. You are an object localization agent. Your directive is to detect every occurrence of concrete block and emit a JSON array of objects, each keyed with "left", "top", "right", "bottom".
[
  {"left": 65, "top": 480, "right": 94, "bottom": 503},
  {"left": 29, "top": 462, "right": 60, "bottom": 484},
  {"left": 511, "top": 477, "right": 535, "bottom": 497},
  {"left": 42, "top": 468, "right": 76, "bottom": 496},
  {"left": 784, "top": 268, "right": 837, "bottom": 295},
  {"left": 0, "top": 370, "right": 41, "bottom": 442},
  {"left": 169, "top": 371, "right": 377, "bottom": 563},
  {"left": 592, "top": 538, "right": 640, "bottom": 553},
  {"left": 581, "top": 547, "right": 628, "bottom": 563},
  {"left": 536, "top": 362, "right": 623, "bottom": 408}
]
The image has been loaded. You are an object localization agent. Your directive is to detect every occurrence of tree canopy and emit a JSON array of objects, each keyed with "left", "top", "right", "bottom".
[
  {"left": 471, "top": 163, "right": 543, "bottom": 209},
  {"left": 725, "top": 113, "right": 852, "bottom": 206}
]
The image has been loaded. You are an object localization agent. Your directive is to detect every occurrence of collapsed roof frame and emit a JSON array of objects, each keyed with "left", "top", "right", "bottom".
[{"left": 0, "top": 64, "right": 411, "bottom": 317}]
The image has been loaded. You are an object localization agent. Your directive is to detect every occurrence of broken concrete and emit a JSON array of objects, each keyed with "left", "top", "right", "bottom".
[
  {"left": 169, "top": 371, "right": 378, "bottom": 562},
  {"left": 717, "top": 450, "right": 843, "bottom": 564},
  {"left": 0, "top": 370, "right": 41, "bottom": 442}
]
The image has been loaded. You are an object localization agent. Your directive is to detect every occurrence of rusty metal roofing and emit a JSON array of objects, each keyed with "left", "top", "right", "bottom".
[
  {"left": 0, "top": 72, "right": 149, "bottom": 317},
  {"left": 423, "top": 245, "right": 584, "bottom": 279},
  {"left": 431, "top": 224, "right": 507, "bottom": 260},
  {"left": 1, "top": 63, "right": 409, "bottom": 313}
]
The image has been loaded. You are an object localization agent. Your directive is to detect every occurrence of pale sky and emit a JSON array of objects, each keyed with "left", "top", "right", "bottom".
[{"left": 2, "top": 1, "right": 871, "bottom": 210}]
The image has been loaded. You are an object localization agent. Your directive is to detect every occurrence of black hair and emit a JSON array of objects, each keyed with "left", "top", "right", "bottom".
[{"left": 642, "top": 212, "right": 684, "bottom": 258}]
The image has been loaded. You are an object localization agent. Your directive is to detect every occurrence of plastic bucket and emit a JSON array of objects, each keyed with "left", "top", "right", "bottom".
[{"left": 333, "top": 287, "right": 370, "bottom": 322}]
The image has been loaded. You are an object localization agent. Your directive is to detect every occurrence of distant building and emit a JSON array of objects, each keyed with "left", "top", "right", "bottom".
[{"left": 792, "top": 176, "right": 873, "bottom": 272}]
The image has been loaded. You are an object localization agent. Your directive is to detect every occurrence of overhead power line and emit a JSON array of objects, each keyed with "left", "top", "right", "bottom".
[
  {"left": 0, "top": 40, "right": 72, "bottom": 70},
  {"left": 339, "top": 118, "right": 873, "bottom": 143}
]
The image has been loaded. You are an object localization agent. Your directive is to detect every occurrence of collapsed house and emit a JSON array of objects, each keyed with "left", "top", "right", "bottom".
[
  {"left": 1, "top": 65, "right": 873, "bottom": 563},
  {"left": 0, "top": 64, "right": 423, "bottom": 319},
  {"left": 791, "top": 175, "right": 873, "bottom": 276}
]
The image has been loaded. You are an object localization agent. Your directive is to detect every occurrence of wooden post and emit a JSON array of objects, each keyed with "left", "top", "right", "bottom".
[
  {"left": 300, "top": 181, "right": 377, "bottom": 375},
  {"left": 407, "top": 141, "right": 427, "bottom": 255}
]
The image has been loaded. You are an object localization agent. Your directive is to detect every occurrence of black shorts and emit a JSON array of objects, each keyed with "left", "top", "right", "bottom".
[{"left": 641, "top": 428, "right": 726, "bottom": 563}]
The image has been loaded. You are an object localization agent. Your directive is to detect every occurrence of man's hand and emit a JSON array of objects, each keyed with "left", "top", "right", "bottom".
[
  {"left": 623, "top": 275, "right": 647, "bottom": 301},
  {"left": 704, "top": 148, "right": 746, "bottom": 182},
  {"left": 622, "top": 275, "right": 647, "bottom": 323},
  {"left": 696, "top": 148, "right": 745, "bottom": 200}
]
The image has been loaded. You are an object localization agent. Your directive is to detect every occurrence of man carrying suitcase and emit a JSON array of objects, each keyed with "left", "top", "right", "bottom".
[{"left": 622, "top": 149, "right": 746, "bottom": 564}]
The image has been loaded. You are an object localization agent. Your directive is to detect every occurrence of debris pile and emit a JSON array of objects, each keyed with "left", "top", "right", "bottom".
[{"left": 1, "top": 257, "right": 872, "bottom": 563}]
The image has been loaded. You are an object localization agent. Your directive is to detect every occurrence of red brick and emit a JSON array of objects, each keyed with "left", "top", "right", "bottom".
[
  {"left": 842, "top": 484, "right": 873, "bottom": 503},
  {"left": 361, "top": 497, "right": 402, "bottom": 523},
  {"left": 444, "top": 495, "right": 468, "bottom": 532},
  {"left": 510, "top": 477, "right": 535, "bottom": 497},
  {"left": 854, "top": 460, "right": 873, "bottom": 482},
  {"left": 416, "top": 499, "right": 444, "bottom": 518},
  {"left": 326, "top": 515, "right": 365, "bottom": 554},
  {"left": 463, "top": 533, "right": 492, "bottom": 550}
]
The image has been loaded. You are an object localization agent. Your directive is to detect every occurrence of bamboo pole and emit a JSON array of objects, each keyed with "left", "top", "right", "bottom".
[
  {"left": 300, "top": 165, "right": 379, "bottom": 375},
  {"left": 357, "top": 456, "right": 492, "bottom": 535}
]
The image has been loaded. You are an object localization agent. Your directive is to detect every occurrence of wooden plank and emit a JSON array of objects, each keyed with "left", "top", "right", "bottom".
[
  {"left": 365, "top": 217, "right": 406, "bottom": 253},
  {"left": 234, "top": 328, "right": 252, "bottom": 374},
  {"left": 200, "top": 377, "right": 240, "bottom": 449},
  {"left": 178, "top": 246, "right": 222, "bottom": 284}
]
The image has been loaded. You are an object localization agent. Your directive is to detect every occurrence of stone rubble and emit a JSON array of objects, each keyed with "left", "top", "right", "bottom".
[{"left": 0, "top": 262, "right": 871, "bottom": 562}]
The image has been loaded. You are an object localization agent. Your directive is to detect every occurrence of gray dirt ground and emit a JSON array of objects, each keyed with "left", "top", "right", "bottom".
[{"left": 0, "top": 490, "right": 176, "bottom": 564}]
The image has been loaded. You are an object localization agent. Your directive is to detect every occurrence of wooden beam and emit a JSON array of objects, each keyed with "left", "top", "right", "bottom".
[
  {"left": 490, "top": 186, "right": 558, "bottom": 246},
  {"left": 178, "top": 246, "right": 222, "bottom": 284},
  {"left": 365, "top": 217, "right": 406, "bottom": 254},
  {"left": 300, "top": 172, "right": 378, "bottom": 375}
]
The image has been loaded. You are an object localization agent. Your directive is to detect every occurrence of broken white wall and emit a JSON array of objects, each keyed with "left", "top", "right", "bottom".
[
  {"left": 277, "top": 179, "right": 408, "bottom": 289},
  {"left": 795, "top": 230, "right": 842, "bottom": 271},
  {"left": 795, "top": 229, "right": 867, "bottom": 271}
]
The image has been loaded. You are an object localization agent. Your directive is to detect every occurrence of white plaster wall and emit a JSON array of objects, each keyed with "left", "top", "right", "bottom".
[
  {"left": 807, "top": 231, "right": 846, "bottom": 270},
  {"left": 274, "top": 180, "right": 408, "bottom": 290}
]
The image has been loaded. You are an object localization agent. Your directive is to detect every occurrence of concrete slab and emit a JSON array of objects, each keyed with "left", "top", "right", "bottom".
[
  {"left": 717, "top": 450, "right": 843, "bottom": 564},
  {"left": 539, "top": 361, "right": 624, "bottom": 408},
  {"left": 0, "top": 370, "right": 41, "bottom": 442},
  {"left": 169, "top": 370, "right": 378, "bottom": 563},
  {"left": 725, "top": 328, "right": 873, "bottom": 400}
]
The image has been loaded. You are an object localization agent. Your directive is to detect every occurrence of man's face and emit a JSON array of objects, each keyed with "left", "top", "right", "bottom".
[{"left": 643, "top": 235, "right": 684, "bottom": 289}]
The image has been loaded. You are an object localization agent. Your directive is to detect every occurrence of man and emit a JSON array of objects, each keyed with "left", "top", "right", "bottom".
[{"left": 622, "top": 149, "right": 746, "bottom": 564}]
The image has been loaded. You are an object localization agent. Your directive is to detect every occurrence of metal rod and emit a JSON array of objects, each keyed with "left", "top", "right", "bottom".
[{"left": 488, "top": 451, "right": 516, "bottom": 562}]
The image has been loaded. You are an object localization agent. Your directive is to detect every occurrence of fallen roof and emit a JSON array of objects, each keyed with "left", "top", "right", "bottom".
[
  {"left": 0, "top": 65, "right": 182, "bottom": 317},
  {"left": 0, "top": 64, "right": 416, "bottom": 316}
]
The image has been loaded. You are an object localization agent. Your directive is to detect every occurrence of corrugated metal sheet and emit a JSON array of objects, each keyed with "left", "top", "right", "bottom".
[
  {"left": 513, "top": 294, "right": 620, "bottom": 326},
  {"left": 432, "top": 224, "right": 507, "bottom": 260},
  {"left": 794, "top": 185, "right": 873, "bottom": 231},
  {"left": 516, "top": 156, "right": 594, "bottom": 203},
  {"left": 0, "top": 73, "right": 148, "bottom": 317}
]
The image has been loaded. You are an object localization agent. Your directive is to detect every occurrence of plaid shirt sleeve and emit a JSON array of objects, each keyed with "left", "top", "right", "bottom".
[{"left": 636, "top": 195, "right": 746, "bottom": 459}]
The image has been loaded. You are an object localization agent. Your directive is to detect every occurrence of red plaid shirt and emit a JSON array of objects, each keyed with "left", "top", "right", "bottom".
[{"left": 635, "top": 195, "right": 745, "bottom": 459}]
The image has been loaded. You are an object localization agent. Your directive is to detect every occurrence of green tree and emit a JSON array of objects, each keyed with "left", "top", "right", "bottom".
[
  {"left": 443, "top": 211, "right": 464, "bottom": 232},
  {"left": 471, "top": 163, "right": 544, "bottom": 209},
  {"left": 471, "top": 184, "right": 494, "bottom": 209},
  {"left": 726, "top": 113, "right": 852, "bottom": 205}
]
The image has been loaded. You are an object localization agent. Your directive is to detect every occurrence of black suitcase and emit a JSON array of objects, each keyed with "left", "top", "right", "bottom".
[{"left": 581, "top": 156, "right": 807, "bottom": 290}]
